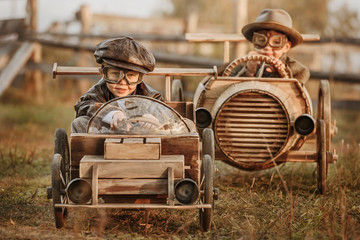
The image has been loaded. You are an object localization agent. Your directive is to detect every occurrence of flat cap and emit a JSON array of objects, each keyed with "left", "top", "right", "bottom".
[{"left": 94, "top": 36, "right": 156, "bottom": 73}]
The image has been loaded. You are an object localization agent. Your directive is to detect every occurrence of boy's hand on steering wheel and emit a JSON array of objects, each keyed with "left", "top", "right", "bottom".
[
  {"left": 111, "top": 111, "right": 126, "bottom": 129},
  {"left": 245, "top": 51, "right": 260, "bottom": 75},
  {"left": 267, "top": 57, "right": 286, "bottom": 73}
]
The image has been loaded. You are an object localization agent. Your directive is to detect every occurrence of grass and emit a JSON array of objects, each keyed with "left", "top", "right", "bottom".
[{"left": 0, "top": 88, "right": 359, "bottom": 239}]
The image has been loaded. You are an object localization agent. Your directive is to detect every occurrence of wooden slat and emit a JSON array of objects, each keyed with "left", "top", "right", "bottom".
[
  {"left": 216, "top": 127, "right": 288, "bottom": 133},
  {"left": 218, "top": 137, "right": 286, "bottom": 143},
  {"left": 98, "top": 179, "right": 168, "bottom": 195},
  {"left": 218, "top": 112, "right": 286, "bottom": 118},
  {"left": 216, "top": 132, "right": 287, "bottom": 138},
  {"left": 168, "top": 167, "right": 174, "bottom": 206},
  {"left": 216, "top": 122, "right": 287, "bottom": 128},
  {"left": 225, "top": 102, "right": 280, "bottom": 107},
  {"left": 220, "top": 142, "right": 283, "bottom": 147},
  {"left": 218, "top": 118, "right": 287, "bottom": 124},
  {"left": 92, "top": 165, "right": 98, "bottom": 205},
  {"left": 229, "top": 97, "right": 277, "bottom": 102},
  {"left": 80, "top": 155, "right": 184, "bottom": 179},
  {"left": 221, "top": 107, "right": 283, "bottom": 112},
  {"left": 222, "top": 147, "right": 279, "bottom": 153},
  {"left": 229, "top": 153, "right": 272, "bottom": 158}
]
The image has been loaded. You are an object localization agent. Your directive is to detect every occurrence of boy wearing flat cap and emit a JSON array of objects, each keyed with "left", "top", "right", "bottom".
[
  {"left": 237, "top": 9, "right": 309, "bottom": 84},
  {"left": 71, "top": 36, "right": 163, "bottom": 133}
]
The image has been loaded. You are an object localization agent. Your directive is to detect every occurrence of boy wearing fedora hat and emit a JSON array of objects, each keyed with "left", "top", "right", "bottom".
[
  {"left": 71, "top": 36, "right": 163, "bottom": 133},
  {"left": 237, "top": 9, "right": 309, "bottom": 84}
]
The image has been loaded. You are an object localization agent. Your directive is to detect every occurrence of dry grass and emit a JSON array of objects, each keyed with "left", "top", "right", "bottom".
[{"left": 0, "top": 89, "right": 359, "bottom": 239}]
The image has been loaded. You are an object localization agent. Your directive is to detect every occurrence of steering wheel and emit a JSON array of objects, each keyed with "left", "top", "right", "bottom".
[
  {"left": 113, "top": 115, "right": 170, "bottom": 132},
  {"left": 222, "top": 55, "right": 289, "bottom": 78}
]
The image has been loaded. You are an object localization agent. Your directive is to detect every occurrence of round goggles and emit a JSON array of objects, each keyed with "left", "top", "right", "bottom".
[
  {"left": 102, "top": 66, "right": 143, "bottom": 85},
  {"left": 252, "top": 32, "right": 287, "bottom": 49}
]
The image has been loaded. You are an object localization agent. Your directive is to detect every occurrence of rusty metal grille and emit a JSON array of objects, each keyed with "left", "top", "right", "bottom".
[{"left": 214, "top": 92, "right": 289, "bottom": 163}]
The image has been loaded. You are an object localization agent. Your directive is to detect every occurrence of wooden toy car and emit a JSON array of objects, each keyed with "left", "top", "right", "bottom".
[
  {"left": 192, "top": 54, "right": 338, "bottom": 194},
  {"left": 49, "top": 65, "right": 219, "bottom": 231}
]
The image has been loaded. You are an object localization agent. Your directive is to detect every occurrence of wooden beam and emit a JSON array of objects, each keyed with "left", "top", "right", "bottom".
[
  {"left": 0, "top": 42, "right": 36, "bottom": 96},
  {"left": 53, "top": 64, "right": 217, "bottom": 78},
  {"left": 80, "top": 155, "right": 184, "bottom": 179},
  {"left": 97, "top": 179, "right": 168, "bottom": 195},
  {"left": 55, "top": 203, "right": 212, "bottom": 209},
  {"left": 92, "top": 165, "right": 98, "bottom": 205},
  {"left": 185, "top": 33, "right": 320, "bottom": 42},
  {"left": 168, "top": 167, "right": 174, "bottom": 206}
]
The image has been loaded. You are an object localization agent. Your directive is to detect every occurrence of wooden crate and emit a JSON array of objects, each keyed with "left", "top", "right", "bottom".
[{"left": 104, "top": 137, "right": 161, "bottom": 160}]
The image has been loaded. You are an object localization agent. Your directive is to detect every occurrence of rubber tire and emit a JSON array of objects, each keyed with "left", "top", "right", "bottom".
[
  {"left": 52, "top": 154, "right": 67, "bottom": 228},
  {"left": 202, "top": 128, "right": 215, "bottom": 163},
  {"left": 317, "top": 119, "right": 327, "bottom": 194},
  {"left": 199, "top": 154, "right": 213, "bottom": 232},
  {"left": 317, "top": 80, "right": 331, "bottom": 151},
  {"left": 54, "top": 128, "right": 70, "bottom": 183}
]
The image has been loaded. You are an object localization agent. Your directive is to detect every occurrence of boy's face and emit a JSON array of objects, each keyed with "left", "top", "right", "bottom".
[
  {"left": 103, "top": 67, "right": 140, "bottom": 98},
  {"left": 252, "top": 30, "right": 291, "bottom": 59}
]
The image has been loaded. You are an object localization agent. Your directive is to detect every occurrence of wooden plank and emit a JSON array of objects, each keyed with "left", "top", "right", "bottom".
[
  {"left": 80, "top": 155, "right": 184, "bottom": 179},
  {"left": 221, "top": 107, "right": 283, "bottom": 112},
  {"left": 221, "top": 142, "right": 283, "bottom": 147},
  {"left": 97, "top": 179, "right": 168, "bottom": 195},
  {"left": 216, "top": 132, "right": 287, "bottom": 138},
  {"left": 92, "top": 165, "right": 98, "bottom": 205},
  {"left": 216, "top": 127, "right": 287, "bottom": 133},
  {"left": 185, "top": 33, "right": 320, "bottom": 42},
  {"left": 218, "top": 112, "right": 286, "bottom": 118},
  {"left": 168, "top": 167, "right": 174, "bottom": 206},
  {"left": 0, "top": 42, "right": 36, "bottom": 95},
  {"left": 55, "top": 203, "right": 212, "bottom": 209},
  {"left": 217, "top": 119, "right": 287, "bottom": 124},
  {"left": 276, "top": 151, "right": 318, "bottom": 162},
  {"left": 104, "top": 138, "right": 161, "bottom": 160},
  {"left": 165, "top": 75, "right": 171, "bottom": 102},
  {"left": 53, "top": 64, "right": 216, "bottom": 78}
]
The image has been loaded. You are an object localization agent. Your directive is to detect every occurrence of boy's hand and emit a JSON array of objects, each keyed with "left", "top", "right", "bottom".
[
  {"left": 245, "top": 51, "right": 260, "bottom": 76},
  {"left": 268, "top": 57, "right": 286, "bottom": 73},
  {"left": 246, "top": 51, "right": 286, "bottom": 75},
  {"left": 111, "top": 111, "right": 126, "bottom": 129}
]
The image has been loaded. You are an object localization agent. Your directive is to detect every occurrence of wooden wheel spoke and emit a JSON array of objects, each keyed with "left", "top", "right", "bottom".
[{"left": 59, "top": 169, "right": 66, "bottom": 187}]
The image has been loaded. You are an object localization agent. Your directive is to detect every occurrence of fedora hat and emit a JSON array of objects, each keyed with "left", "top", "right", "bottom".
[{"left": 242, "top": 9, "right": 303, "bottom": 47}]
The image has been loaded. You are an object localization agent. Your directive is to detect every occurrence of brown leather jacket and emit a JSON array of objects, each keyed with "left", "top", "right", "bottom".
[{"left": 74, "top": 78, "right": 163, "bottom": 118}]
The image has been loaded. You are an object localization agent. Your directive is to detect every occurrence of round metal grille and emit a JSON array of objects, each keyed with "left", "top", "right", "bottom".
[{"left": 214, "top": 91, "right": 289, "bottom": 163}]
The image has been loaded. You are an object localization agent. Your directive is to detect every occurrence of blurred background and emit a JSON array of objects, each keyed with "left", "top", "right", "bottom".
[
  {"left": 0, "top": 0, "right": 359, "bottom": 142},
  {"left": 0, "top": 1, "right": 359, "bottom": 238}
]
